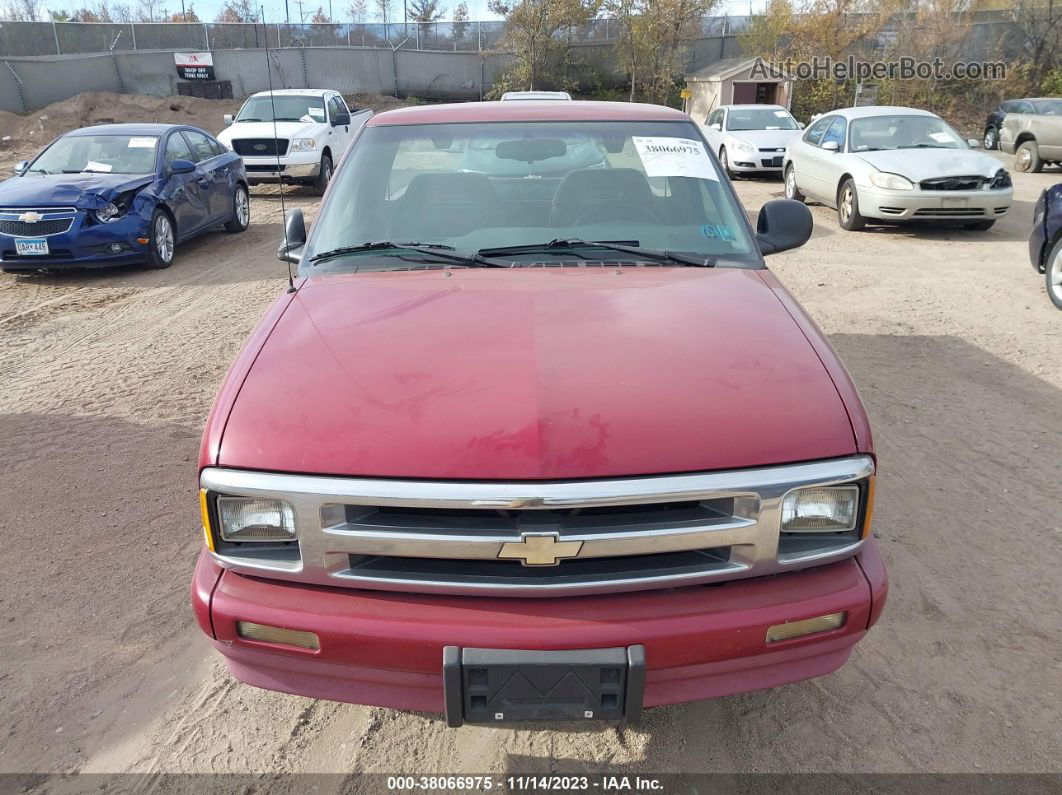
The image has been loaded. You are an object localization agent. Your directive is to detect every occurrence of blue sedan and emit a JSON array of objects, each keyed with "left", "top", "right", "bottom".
[
  {"left": 0, "top": 123, "right": 248, "bottom": 273},
  {"left": 1029, "top": 181, "right": 1062, "bottom": 310}
]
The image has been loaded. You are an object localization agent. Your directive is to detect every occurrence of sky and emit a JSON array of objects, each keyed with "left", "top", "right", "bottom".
[{"left": 48, "top": 0, "right": 757, "bottom": 26}]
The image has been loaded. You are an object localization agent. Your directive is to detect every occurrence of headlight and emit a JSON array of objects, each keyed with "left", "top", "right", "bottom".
[
  {"left": 781, "top": 485, "right": 860, "bottom": 533},
  {"left": 990, "top": 168, "right": 1012, "bottom": 189},
  {"left": 869, "top": 172, "right": 914, "bottom": 191},
  {"left": 215, "top": 495, "right": 296, "bottom": 542},
  {"left": 290, "top": 138, "right": 317, "bottom": 152},
  {"left": 94, "top": 202, "right": 125, "bottom": 223},
  {"left": 731, "top": 139, "right": 756, "bottom": 153}
]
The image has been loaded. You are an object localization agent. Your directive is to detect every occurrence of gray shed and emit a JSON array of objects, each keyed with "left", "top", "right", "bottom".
[{"left": 683, "top": 57, "right": 793, "bottom": 123}]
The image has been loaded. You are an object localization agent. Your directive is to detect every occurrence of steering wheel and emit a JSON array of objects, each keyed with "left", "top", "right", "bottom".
[{"left": 572, "top": 202, "right": 660, "bottom": 226}]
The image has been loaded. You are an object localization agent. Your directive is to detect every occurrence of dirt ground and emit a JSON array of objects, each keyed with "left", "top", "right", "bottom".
[{"left": 1, "top": 148, "right": 1060, "bottom": 783}]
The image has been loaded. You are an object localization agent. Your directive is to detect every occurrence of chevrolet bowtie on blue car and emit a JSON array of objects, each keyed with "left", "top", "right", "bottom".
[{"left": 0, "top": 123, "right": 248, "bottom": 273}]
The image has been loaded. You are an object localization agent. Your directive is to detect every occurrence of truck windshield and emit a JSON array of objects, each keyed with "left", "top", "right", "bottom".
[
  {"left": 236, "top": 95, "right": 327, "bottom": 123},
  {"left": 304, "top": 120, "right": 759, "bottom": 272},
  {"left": 29, "top": 134, "right": 159, "bottom": 175}
]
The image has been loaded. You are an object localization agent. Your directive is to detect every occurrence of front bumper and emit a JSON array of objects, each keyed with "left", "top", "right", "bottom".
[
  {"left": 729, "top": 151, "right": 786, "bottom": 173},
  {"left": 857, "top": 184, "right": 1013, "bottom": 222},
  {"left": 0, "top": 212, "right": 149, "bottom": 270},
  {"left": 192, "top": 538, "right": 887, "bottom": 714},
  {"left": 241, "top": 153, "right": 320, "bottom": 182}
]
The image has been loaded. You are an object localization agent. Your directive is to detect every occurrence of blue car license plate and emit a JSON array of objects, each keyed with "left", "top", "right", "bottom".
[{"left": 15, "top": 238, "right": 48, "bottom": 256}]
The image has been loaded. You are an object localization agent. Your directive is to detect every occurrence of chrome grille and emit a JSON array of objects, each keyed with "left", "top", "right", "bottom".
[
  {"left": 201, "top": 455, "right": 874, "bottom": 597},
  {"left": 0, "top": 207, "right": 77, "bottom": 237},
  {"left": 919, "top": 175, "right": 985, "bottom": 191},
  {"left": 913, "top": 207, "right": 985, "bottom": 217}
]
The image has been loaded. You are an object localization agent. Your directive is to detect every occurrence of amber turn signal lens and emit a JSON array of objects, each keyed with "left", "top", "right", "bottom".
[
  {"left": 236, "top": 621, "right": 320, "bottom": 650},
  {"left": 199, "top": 488, "right": 215, "bottom": 552},
  {"left": 766, "top": 612, "right": 845, "bottom": 643},
  {"left": 862, "top": 475, "right": 876, "bottom": 539}
]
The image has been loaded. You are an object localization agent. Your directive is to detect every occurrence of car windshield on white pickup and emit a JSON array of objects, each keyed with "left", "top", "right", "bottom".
[
  {"left": 28, "top": 134, "right": 159, "bottom": 175},
  {"left": 304, "top": 120, "right": 758, "bottom": 271},
  {"left": 849, "top": 115, "right": 965, "bottom": 151},
  {"left": 236, "top": 95, "right": 328, "bottom": 123}
]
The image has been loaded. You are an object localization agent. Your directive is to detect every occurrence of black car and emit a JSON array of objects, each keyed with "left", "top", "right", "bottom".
[
  {"left": 984, "top": 98, "right": 1061, "bottom": 150},
  {"left": 1029, "top": 181, "right": 1062, "bottom": 310}
]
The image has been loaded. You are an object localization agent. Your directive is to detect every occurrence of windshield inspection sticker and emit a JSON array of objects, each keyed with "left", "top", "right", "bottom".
[
  {"left": 128, "top": 137, "right": 156, "bottom": 148},
  {"left": 701, "top": 224, "right": 735, "bottom": 241},
  {"left": 929, "top": 131, "right": 953, "bottom": 143},
  {"left": 84, "top": 160, "right": 112, "bottom": 172},
  {"left": 632, "top": 137, "right": 718, "bottom": 181},
  {"left": 308, "top": 106, "right": 325, "bottom": 118}
]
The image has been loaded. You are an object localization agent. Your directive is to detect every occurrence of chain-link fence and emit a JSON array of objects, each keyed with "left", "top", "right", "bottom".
[{"left": 0, "top": 17, "right": 755, "bottom": 57}]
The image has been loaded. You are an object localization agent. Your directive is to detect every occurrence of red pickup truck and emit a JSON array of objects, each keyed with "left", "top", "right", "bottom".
[{"left": 192, "top": 100, "right": 887, "bottom": 726}]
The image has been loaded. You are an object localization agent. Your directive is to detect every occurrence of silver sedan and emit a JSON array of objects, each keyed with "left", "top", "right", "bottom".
[{"left": 783, "top": 105, "right": 1014, "bottom": 231}]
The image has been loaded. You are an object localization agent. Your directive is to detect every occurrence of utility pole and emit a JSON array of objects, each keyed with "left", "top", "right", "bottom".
[
  {"left": 296, "top": 0, "right": 305, "bottom": 22},
  {"left": 285, "top": 0, "right": 290, "bottom": 23},
  {"left": 328, "top": 0, "right": 333, "bottom": 19}
]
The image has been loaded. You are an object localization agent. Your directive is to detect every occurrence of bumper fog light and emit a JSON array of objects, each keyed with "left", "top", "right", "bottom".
[
  {"left": 236, "top": 621, "right": 320, "bottom": 650},
  {"left": 108, "top": 242, "right": 124, "bottom": 253},
  {"left": 766, "top": 612, "right": 845, "bottom": 643}
]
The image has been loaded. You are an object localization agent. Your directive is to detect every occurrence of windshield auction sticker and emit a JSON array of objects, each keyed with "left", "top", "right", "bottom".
[{"left": 632, "top": 137, "right": 718, "bottom": 181}]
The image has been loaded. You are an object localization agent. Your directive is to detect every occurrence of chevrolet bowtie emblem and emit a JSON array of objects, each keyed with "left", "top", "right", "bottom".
[
  {"left": 18, "top": 211, "right": 42, "bottom": 223},
  {"left": 498, "top": 533, "right": 582, "bottom": 566}
]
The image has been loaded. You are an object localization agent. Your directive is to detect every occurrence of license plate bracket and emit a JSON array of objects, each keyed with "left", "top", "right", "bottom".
[
  {"left": 15, "top": 237, "right": 48, "bottom": 256},
  {"left": 941, "top": 197, "right": 968, "bottom": 209},
  {"left": 443, "top": 645, "right": 645, "bottom": 727}
]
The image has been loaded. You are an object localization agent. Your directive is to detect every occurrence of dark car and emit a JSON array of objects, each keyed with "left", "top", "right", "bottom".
[
  {"left": 1028, "top": 181, "right": 1062, "bottom": 310},
  {"left": 1, "top": 123, "right": 248, "bottom": 273},
  {"left": 984, "top": 98, "right": 1062, "bottom": 150}
]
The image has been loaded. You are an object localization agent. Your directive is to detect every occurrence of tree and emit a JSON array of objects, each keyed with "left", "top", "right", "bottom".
[
  {"left": 487, "top": 0, "right": 601, "bottom": 92},
  {"left": 3, "top": 0, "right": 43, "bottom": 20},
  {"left": 452, "top": 0, "right": 469, "bottom": 39},
  {"left": 740, "top": 0, "right": 794, "bottom": 60},
  {"left": 215, "top": 0, "right": 257, "bottom": 21},
  {"left": 134, "top": 0, "right": 168, "bottom": 21},
  {"left": 408, "top": 0, "right": 444, "bottom": 20},
  {"left": 348, "top": 0, "right": 367, "bottom": 22},
  {"left": 375, "top": 0, "right": 391, "bottom": 23},
  {"left": 49, "top": 8, "right": 71, "bottom": 20},
  {"left": 310, "top": 5, "right": 331, "bottom": 21},
  {"left": 606, "top": 0, "right": 720, "bottom": 103},
  {"left": 1008, "top": 0, "right": 1062, "bottom": 91},
  {"left": 169, "top": 4, "right": 199, "bottom": 20}
]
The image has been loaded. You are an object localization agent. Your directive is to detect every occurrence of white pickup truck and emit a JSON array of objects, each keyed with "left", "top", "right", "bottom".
[{"left": 217, "top": 89, "right": 372, "bottom": 194}]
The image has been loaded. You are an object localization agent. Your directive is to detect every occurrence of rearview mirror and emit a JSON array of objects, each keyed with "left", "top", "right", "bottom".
[
  {"left": 223, "top": 114, "right": 234, "bottom": 126},
  {"left": 169, "top": 158, "right": 196, "bottom": 175},
  {"left": 756, "top": 199, "right": 813, "bottom": 256},
  {"left": 821, "top": 140, "right": 840, "bottom": 152},
  {"left": 13, "top": 160, "right": 28, "bottom": 175},
  {"left": 277, "top": 208, "right": 306, "bottom": 265},
  {"left": 495, "top": 138, "right": 566, "bottom": 162}
]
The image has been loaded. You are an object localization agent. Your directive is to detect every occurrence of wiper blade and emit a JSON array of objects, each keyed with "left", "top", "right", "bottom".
[
  {"left": 309, "top": 241, "right": 504, "bottom": 267},
  {"left": 477, "top": 239, "right": 716, "bottom": 267},
  {"left": 236, "top": 118, "right": 262, "bottom": 122}
]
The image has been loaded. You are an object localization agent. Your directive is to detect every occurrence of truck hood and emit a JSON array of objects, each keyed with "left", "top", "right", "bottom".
[
  {"left": 218, "top": 120, "right": 320, "bottom": 145},
  {"left": 218, "top": 268, "right": 858, "bottom": 479},
  {"left": 0, "top": 172, "right": 154, "bottom": 208},
  {"left": 857, "top": 148, "right": 1002, "bottom": 181}
]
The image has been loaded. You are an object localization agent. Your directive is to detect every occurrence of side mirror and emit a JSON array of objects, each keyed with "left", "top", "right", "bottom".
[
  {"left": 756, "top": 198, "right": 813, "bottom": 256},
  {"left": 821, "top": 140, "right": 840, "bottom": 152},
  {"left": 169, "top": 158, "right": 196, "bottom": 175},
  {"left": 333, "top": 114, "right": 350, "bottom": 127},
  {"left": 710, "top": 123, "right": 722, "bottom": 131},
  {"left": 797, "top": 121, "right": 806, "bottom": 129},
  {"left": 13, "top": 160, "right": 28, "bottom": 175},
  {"left": 223, "top": 114, "right": 234, "bottom": 126},
  {"left": 277, "top": 208, "right": 306, "bottom": 265},
  {"left": 966, "top": 137, "right": 981, "bottom": 149}
]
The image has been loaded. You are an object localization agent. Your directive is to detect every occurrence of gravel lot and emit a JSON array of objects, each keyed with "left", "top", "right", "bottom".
[{"left": 1, "top": 155, "right": 1059, "bottom": 781}]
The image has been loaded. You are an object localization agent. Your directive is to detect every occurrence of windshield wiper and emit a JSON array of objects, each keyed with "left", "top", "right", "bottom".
[
  {"left": 476, "top": 239, "right": 717, "bottom": 267},
  {"left": 309, "top": 241, "right": 504, "bottom": 267},
  {"left": 236, "top": 118, "right": 262, "bottom": 122}
]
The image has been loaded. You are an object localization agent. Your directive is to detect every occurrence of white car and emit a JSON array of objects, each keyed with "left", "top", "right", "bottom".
[
  {"left": 701, "top": 104, "right": 804, "bottom": 178},
  {"left": 784, "top": 105, "right": 1013, "bottom": 231},
  {"left": 500, "top": 90, "right": 572, "bottom": 101},
  {"left": 217, "top": 89, "right": 372, "bottom": 194}
]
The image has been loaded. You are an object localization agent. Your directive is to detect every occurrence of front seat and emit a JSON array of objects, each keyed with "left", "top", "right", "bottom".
[
  {"left": 392, "top": 172, "right": 505, "bottom": 242},
  {"left": 549, "top": 168, "right": 658, "bottom": 227}
]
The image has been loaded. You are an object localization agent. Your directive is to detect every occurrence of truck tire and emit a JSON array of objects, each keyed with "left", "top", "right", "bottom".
[
  {"left": 784, "top": 164, "right": 805, "bottom": 202},
  {"left": 837, "top": 178, "right": 867, "bottom": 231},
  {"left": 313, "top": 152, "right": 333, "bottom": 196},
  {"left": 224, "top": 184, "right": 250, "bottom": 233},
  {"left": 983, "top": 126, "right": 998, "bottom": 150},
  {"left": 1015, "top": 140, "right": 1043, "bottom": 173},
  {"left": 144, "top": 209, "right": 175, "bottom": 269}
]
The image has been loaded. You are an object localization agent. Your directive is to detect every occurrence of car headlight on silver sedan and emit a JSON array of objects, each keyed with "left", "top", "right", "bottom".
[
  {"left": 215, "top": 495, "right": 296, "bottom": 542},
  {"left": 869, "top": 172, "right": 914, "bottom": 191},
  {"left": 781, "top": 485, "right": 860, "bottom": 533},
  {"left": 289, "top": 138, "right": 317, "bottom": 152}
]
